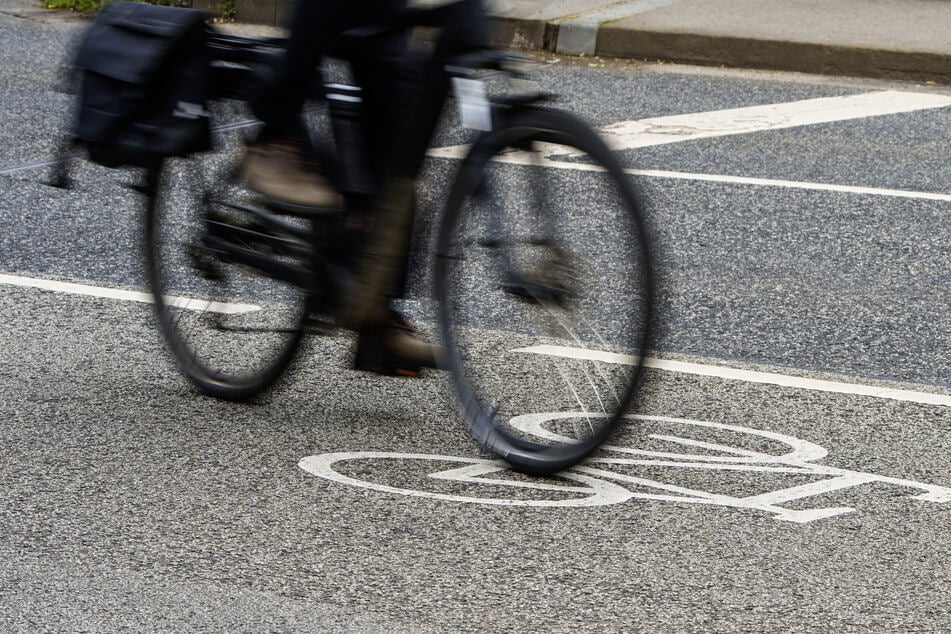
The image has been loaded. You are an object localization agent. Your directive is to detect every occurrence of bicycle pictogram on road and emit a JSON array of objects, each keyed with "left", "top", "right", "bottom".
[{"left": 299, "top": 414, "right": 951, "bottom": 524}]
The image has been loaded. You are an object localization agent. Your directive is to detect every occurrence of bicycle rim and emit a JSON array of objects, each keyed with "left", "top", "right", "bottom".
[
  {"left": 435, "top": 108, "right": 654, "bottom": 475},
  {"left": 145, "top": 111, "right": 311, "bottom": 400}
]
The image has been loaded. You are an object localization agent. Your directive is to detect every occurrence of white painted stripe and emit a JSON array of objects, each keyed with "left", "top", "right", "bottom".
[
  {"left": 514, "top": 344, "right": 639, "bottom": 365},
  {"left": 597, "top": 90, "right": 951, "bottom": 150},
  {"left": 0, "top": 273, "right": 260, "bottom": 315},
  {"left": 426, "top": 147, "right": 951, "bottom": 202},
  {"left": 4, "top": 272, "right": 947, "bottom": 407},
  {"left": 625, "top": 167, "right": 951, "bottom": 202},
  {"left": 426, "top": 146, "right": 473, "bottom": 159},
  {"left": 513, "top": 344, "right": 951, "bottom": 407},
  {"left": 428, "top": 89, "right": 951, "bottom": 201},
  {"left": 435, "top": 90, "right": 951, "bottom": 155}
]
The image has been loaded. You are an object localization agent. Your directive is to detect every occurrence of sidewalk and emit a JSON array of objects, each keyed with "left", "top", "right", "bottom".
[
  {"left": 490, "top": 0, "right": 951, "bottom": 83},
  {"left": 4, "top": 0, "right": 950, "bottom": 84}
]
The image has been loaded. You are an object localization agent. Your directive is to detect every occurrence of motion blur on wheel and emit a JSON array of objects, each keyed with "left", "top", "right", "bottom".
[
  {"left": 435, "top": 108, "right": 654, "bottom": 475},
  {"left": 145, "top": 106, "right": 318, "bottom": 401}
]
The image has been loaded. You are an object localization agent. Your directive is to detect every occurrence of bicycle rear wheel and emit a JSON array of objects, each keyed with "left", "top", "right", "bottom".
[
  {"left": 435, "top": 107, "right": 654, "bottom": 475},
  {"left": 145, "top": 113, "right": 314, "bottom": 401}
]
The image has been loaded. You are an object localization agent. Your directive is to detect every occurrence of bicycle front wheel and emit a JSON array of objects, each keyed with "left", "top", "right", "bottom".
[
  {"left": 144, "top": 115, "right": 313, "bottom": 401},
  {"left": 435, "top": 107, "right": 654, "bottom": 475}
]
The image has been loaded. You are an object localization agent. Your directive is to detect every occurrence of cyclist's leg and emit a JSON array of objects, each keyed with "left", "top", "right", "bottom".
[
  {"left": 342, "top": 22, "right": 448, "bottom": 375},
  {"left": 345, "top": 0, "right": 491, "bottom": 295}
]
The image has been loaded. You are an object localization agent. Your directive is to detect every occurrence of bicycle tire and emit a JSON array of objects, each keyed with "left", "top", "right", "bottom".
[
  {"left": 144, "top": 111, "right": 313, "bottom": 401},
  {"left": 434, "top": 106, "right": 654, "bottom": 475}
]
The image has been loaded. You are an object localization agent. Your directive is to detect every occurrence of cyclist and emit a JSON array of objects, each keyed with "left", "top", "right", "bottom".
[{"left": 241, "top": 0, "right": 489, "bottom": 377}]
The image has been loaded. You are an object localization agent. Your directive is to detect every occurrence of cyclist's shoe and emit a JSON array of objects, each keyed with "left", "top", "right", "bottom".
[
  {"left": 353, "top": 310, "right": 446, "bottom": 377},
  {"left": 239, "top": 137, "right": 341, "bottom": 212}
]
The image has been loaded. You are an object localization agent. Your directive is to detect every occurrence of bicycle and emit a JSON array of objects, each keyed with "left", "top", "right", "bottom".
[{"left": 143, "top": 2, "right": 655, "bottom": 475}]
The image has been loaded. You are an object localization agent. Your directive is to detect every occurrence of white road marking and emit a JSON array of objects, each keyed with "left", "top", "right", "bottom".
[
  {"left": 428, "top": 148, "right": 951, "bottom": 202},
  {"left": 512, "top": 344, "right": 639, "bottom": 366},
  {"left": 433, "top": 90, "right": 951, "bottom": 155},
  {"left": 300, "top": 414, "right": 951, "bottom": 520},
  {"left": 298, "top": 452, "right": 634, "bottom": 507},
  {"left": 0, "top": 273, "right": 260, "bottom": 314},
  {"left": 429, "top": 89, "right": 951, "bottom": 202},
  {"left": 596, "top": 90, "right": 951, "bottom": 150},
  {"left": 513, "top": 344, "right": 951, "bottom": 407},
  {"left": 2, "top": 271, "right": 946, "bottom": 406},
  {"left": 623, "top": 166, "right": 951, "bottom": 202}
]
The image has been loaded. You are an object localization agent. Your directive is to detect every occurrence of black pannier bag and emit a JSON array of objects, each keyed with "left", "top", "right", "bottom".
[{"left": 72, "top": 1, "right": 211, "bottom": 168}]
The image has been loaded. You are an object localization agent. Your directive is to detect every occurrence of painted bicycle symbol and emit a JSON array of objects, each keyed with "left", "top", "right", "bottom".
[{"left": 299, "top": 414, "right": 951, "bottom": 523}]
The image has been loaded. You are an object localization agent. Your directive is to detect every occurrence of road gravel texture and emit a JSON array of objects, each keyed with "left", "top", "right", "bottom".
[{"left": 1, "top": 6, "right": 950, "bottom": 632}]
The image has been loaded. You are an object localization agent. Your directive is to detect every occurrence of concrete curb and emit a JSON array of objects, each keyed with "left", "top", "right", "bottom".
[
  {"left": 593, "top": 29, "right": 951, "bottom": 84},
  {"left": 484, "top": 5, "right": 951, "bottom": 84},
  {"left": 470, "top": 0, "right": 951, "bottom": 85}
]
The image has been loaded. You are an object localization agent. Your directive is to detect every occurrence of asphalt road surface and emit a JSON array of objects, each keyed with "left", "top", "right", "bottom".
[{"left": 1, "top": 7, "right": 950, "bottom": 632}]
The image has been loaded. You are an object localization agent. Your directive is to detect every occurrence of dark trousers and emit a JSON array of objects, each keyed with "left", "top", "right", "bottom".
[{"left": 253, "top": 0, "right": 410, "bottom": 187}]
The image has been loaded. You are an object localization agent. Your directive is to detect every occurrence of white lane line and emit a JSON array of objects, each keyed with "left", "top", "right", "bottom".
[
  {"left": 514, "top": 344, "right": 951, "bottom": 407},
  {"left": 434, "top": 90, "right": 951, "bottom": 157},
  {"left": 514, "top": 345, "right": 639, "bottom": 366},
  {"left": 429, "top": 89, "right": 951, "bottom": 201},
  {"left": 597, "top": 90, "right": 951, "bottom": 150},
  {"left": 3, "top": 272, "right": 946, "bottom": 406},
  {"left": 0, "top": 273, "right": 260, "bottom": 315},
  {"left": 624, "top": 167, "right": 951, "bottom": 202},
  {"left": 428, "top": 147, "right": 951, "bottom": 202}
]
